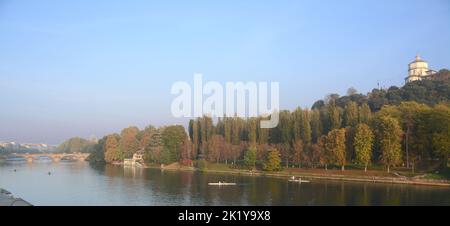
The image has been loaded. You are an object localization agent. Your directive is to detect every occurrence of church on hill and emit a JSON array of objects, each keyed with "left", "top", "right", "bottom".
[{"left": 405, "top": 55, "right": 437, "bottom": 83}]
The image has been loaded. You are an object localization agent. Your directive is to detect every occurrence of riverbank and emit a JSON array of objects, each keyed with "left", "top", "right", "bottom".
[
  {"left": 139, "top": 162, "right": 450, "bottom": 187},
  {"left": 0, "top": 188, "right": 32, "bottom": 206}
]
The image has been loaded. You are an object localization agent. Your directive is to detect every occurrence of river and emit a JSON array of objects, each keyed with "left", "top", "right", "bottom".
[{"left": 0, "top": 161, "right": 449, "bottom": 206}]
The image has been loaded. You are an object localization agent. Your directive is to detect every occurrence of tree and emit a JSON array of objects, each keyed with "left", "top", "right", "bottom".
[
  {"left": 354, "top": 123, "right": 374, "bottom": 172},
  {"left": 429, "top": 104, "right": 450, "bottom": 168},
  {"left": 192, "top": 119, "right": 200, "bottom": 159},
  {"left": 144, "top": 129, "right": 163, "bottom": 163},
  {"left": 344, "top": 101, "right": 358, "bottom": 127},
  {"left": 358, "top": 103, "right": 371, "bottom": 124},
  {"left": 301, "top": 110, "right": 312, "bottom": 146},
  {"left": 206, "top": 135, "right": 224, "bottom": 163},
  {"left": 326, "top": 129, "right": 346, "bottom": 171},
  {"left": 161, "top": 125, "right": 187, "bottom": 164},
  {"left": 180, "top": 138, "right": 193, "bottom": 165},
  {"left": 139, "top": 125, "right": 156, "bottom": 149},
  {"left": 264, "top": 148, "right": 281, "bottom": 171},
  {"left": 244, "top": 147, "right": 257, "bottom": 170},
  {"left": 328, "top": 100, "right": 342, "bottom": 130},
  {"left": 376, "top": 116, "right": 403, "bottom": 173},
  {"left": 293, "top": 139, "right": 303, "bottom": 168},
  {"left": 104, "top": 134, "right": 121, "bottom": 163},
  {"left": 248, "top": 118, "right": 257, "bottom": 147},
  {"left": 310, "top": 109, "right": 322, "bottom": 143},
  {"left": 120, "top": 126, "right": 140, "bottom": 159},
  {"left": 57, "top": 137, "right": 94, "bottom": 153},
  {"left": 311, "top": 135, "right": 327, "bottom": 168},
  {"left": 87, "top": 137, "right": 106, "bottom": 163}
]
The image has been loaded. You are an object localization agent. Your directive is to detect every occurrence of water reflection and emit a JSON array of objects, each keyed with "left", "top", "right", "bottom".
[{"left": 0, "top": 162, "right": 449, "bottom": 206}]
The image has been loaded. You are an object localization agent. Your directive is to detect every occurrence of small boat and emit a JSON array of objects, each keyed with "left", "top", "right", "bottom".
[
  {"left": 288, "top": 176, "right": 310, "bottom": 183},
  {"left": 208, "top": 182, "right": 237, "bottom": 186}
]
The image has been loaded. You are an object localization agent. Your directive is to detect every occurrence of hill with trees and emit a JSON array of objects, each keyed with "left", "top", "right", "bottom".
[{"left": 86, "top": 75, "right": 450, "bottom": 176}]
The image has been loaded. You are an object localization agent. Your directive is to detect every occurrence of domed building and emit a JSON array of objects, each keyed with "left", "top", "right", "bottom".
[{"left": 405, "top": 55, "right": 437, "bottom": 83}]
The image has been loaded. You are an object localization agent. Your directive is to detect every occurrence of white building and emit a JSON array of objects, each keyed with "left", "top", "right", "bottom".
[{"left": 405, "top": 55, "right": 437, "bottom": 83}]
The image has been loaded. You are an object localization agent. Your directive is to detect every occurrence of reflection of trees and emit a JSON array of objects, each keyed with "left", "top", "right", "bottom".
[{"left": 87, "top": 165, "right": 450, "bottom": 206}]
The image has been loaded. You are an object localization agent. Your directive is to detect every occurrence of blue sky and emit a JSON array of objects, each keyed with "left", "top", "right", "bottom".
[{"left": 1, "top": 0, "right": 449, "bottom": 144}]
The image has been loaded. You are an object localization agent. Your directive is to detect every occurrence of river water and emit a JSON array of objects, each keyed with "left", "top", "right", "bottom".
[{"left": 0, "top": 161, "right": 449, "bottom": 206}]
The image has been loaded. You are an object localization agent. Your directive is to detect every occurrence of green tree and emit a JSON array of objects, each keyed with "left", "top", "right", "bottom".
[
  {"left": 301, "top": 110, "right": 312, "bottom": 146},
  {"left": 429, "top": 104, "right": 450, "bottom": 168},
  {"left": 263, "top": 148, "right": 281, "bottom": 171},
  {"left": 358, "top": 103, "right": 371, "bottom": 124},
  {"left": 244, "top": 147, "right": 257, "bottom": 170},
  {"left": 144, "top": 129, "right": 163, "bottom": 163},
  {"left": 328, "top": 100, "right": 342, "bottom": 130},
  {"left": 192, "top": 119, "right": 200, "bottom": 159},
  {"left": 310, "top": 109, "right": 322, "bottom": 143},
  {"left": 86, "top": 137, "right": 106, "bottom": 163},
  {"left": 293, "top": 139, "right": 303, "bottom": 168},
  {"left": 344, "top": 101, "right": 358, "bottom": 127},
  {"left": 354, "top": 123, "right": 374, "bottom": 172},
  {"left": 376, "top": 116, "right": 403, "bottom": 173},
  {"left": 161, "top": 125, "right": 187, "bottom": 164},
  {"left": 248, "top": 118, "right": 257, "bottom": 147}
]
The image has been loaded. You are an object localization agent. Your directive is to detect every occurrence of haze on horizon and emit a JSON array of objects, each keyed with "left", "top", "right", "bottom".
[{"left": 0, "top": 0, "right": 449, "bottom": 145}]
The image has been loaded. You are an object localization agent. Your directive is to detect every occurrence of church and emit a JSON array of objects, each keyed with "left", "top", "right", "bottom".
[{"left": 405, "top": 55, "right": 437, "bottom": 83}]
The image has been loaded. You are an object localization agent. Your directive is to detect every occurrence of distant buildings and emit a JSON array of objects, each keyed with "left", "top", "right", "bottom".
[{"left": 0, "top": 141, "right": 55, "bottom": 152}]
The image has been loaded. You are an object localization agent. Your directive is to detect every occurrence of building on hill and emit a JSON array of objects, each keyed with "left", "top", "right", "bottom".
[{"left": 405, "top": 55, "right": 437, "bottom": 83}]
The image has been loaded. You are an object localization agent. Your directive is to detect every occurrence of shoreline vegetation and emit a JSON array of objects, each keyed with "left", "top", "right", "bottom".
[
  {"left": 73, "top": 78, "right": 450, "bottom": 188},
  {"left": 108, "top": 161, "right": 450, "bottom": 187}
]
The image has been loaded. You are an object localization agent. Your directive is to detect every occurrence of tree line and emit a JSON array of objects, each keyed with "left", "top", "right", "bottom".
[{"left": 85, "top": 79, "right": 449, "bottom": 172}]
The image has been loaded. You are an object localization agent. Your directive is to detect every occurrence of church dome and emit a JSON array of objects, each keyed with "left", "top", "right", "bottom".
[{"left": 410, "top": 54, "right": 426, "bottom": 64}]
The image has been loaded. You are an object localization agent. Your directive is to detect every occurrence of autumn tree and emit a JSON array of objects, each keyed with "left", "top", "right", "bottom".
[
  {"left": 264, "top": 148, "right": 281, "bottom": 171},
  {"left": 104, "top": 134, "right": 121, "bottom": 163},
  {"left": 120, "top": 126, "right": 140, "bottom": 159},
  {"left": 180, "top": 138, "right": 193, "bottom": 165},
  {"left": 207, "top": 135, "right": 224, "bottom": 163},
  {"left": 354, "top": 123, "right": 374, "bottom": 172},
  {"left": 311, "top": 135, "right": 327, "bottom": 168},
  {"left": 138, "top": 125, "right": 156, "bottom": 149},
  {"left": 326, "top": 129, "right": 346, "bottom": 171}
]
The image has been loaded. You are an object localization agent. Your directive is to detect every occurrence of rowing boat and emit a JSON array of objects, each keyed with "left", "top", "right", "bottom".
[{"left": 208, "top": 182, "right": 237, "bottom": 186}]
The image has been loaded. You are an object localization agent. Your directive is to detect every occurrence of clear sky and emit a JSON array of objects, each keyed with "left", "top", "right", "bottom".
[{"left": 1, "top": 0, "right": 449, "bottom": 144}]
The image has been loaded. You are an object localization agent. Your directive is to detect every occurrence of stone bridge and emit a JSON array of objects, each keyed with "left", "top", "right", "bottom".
[{"left": 15, "top": 153, "right": 90, "bottom": 162}]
